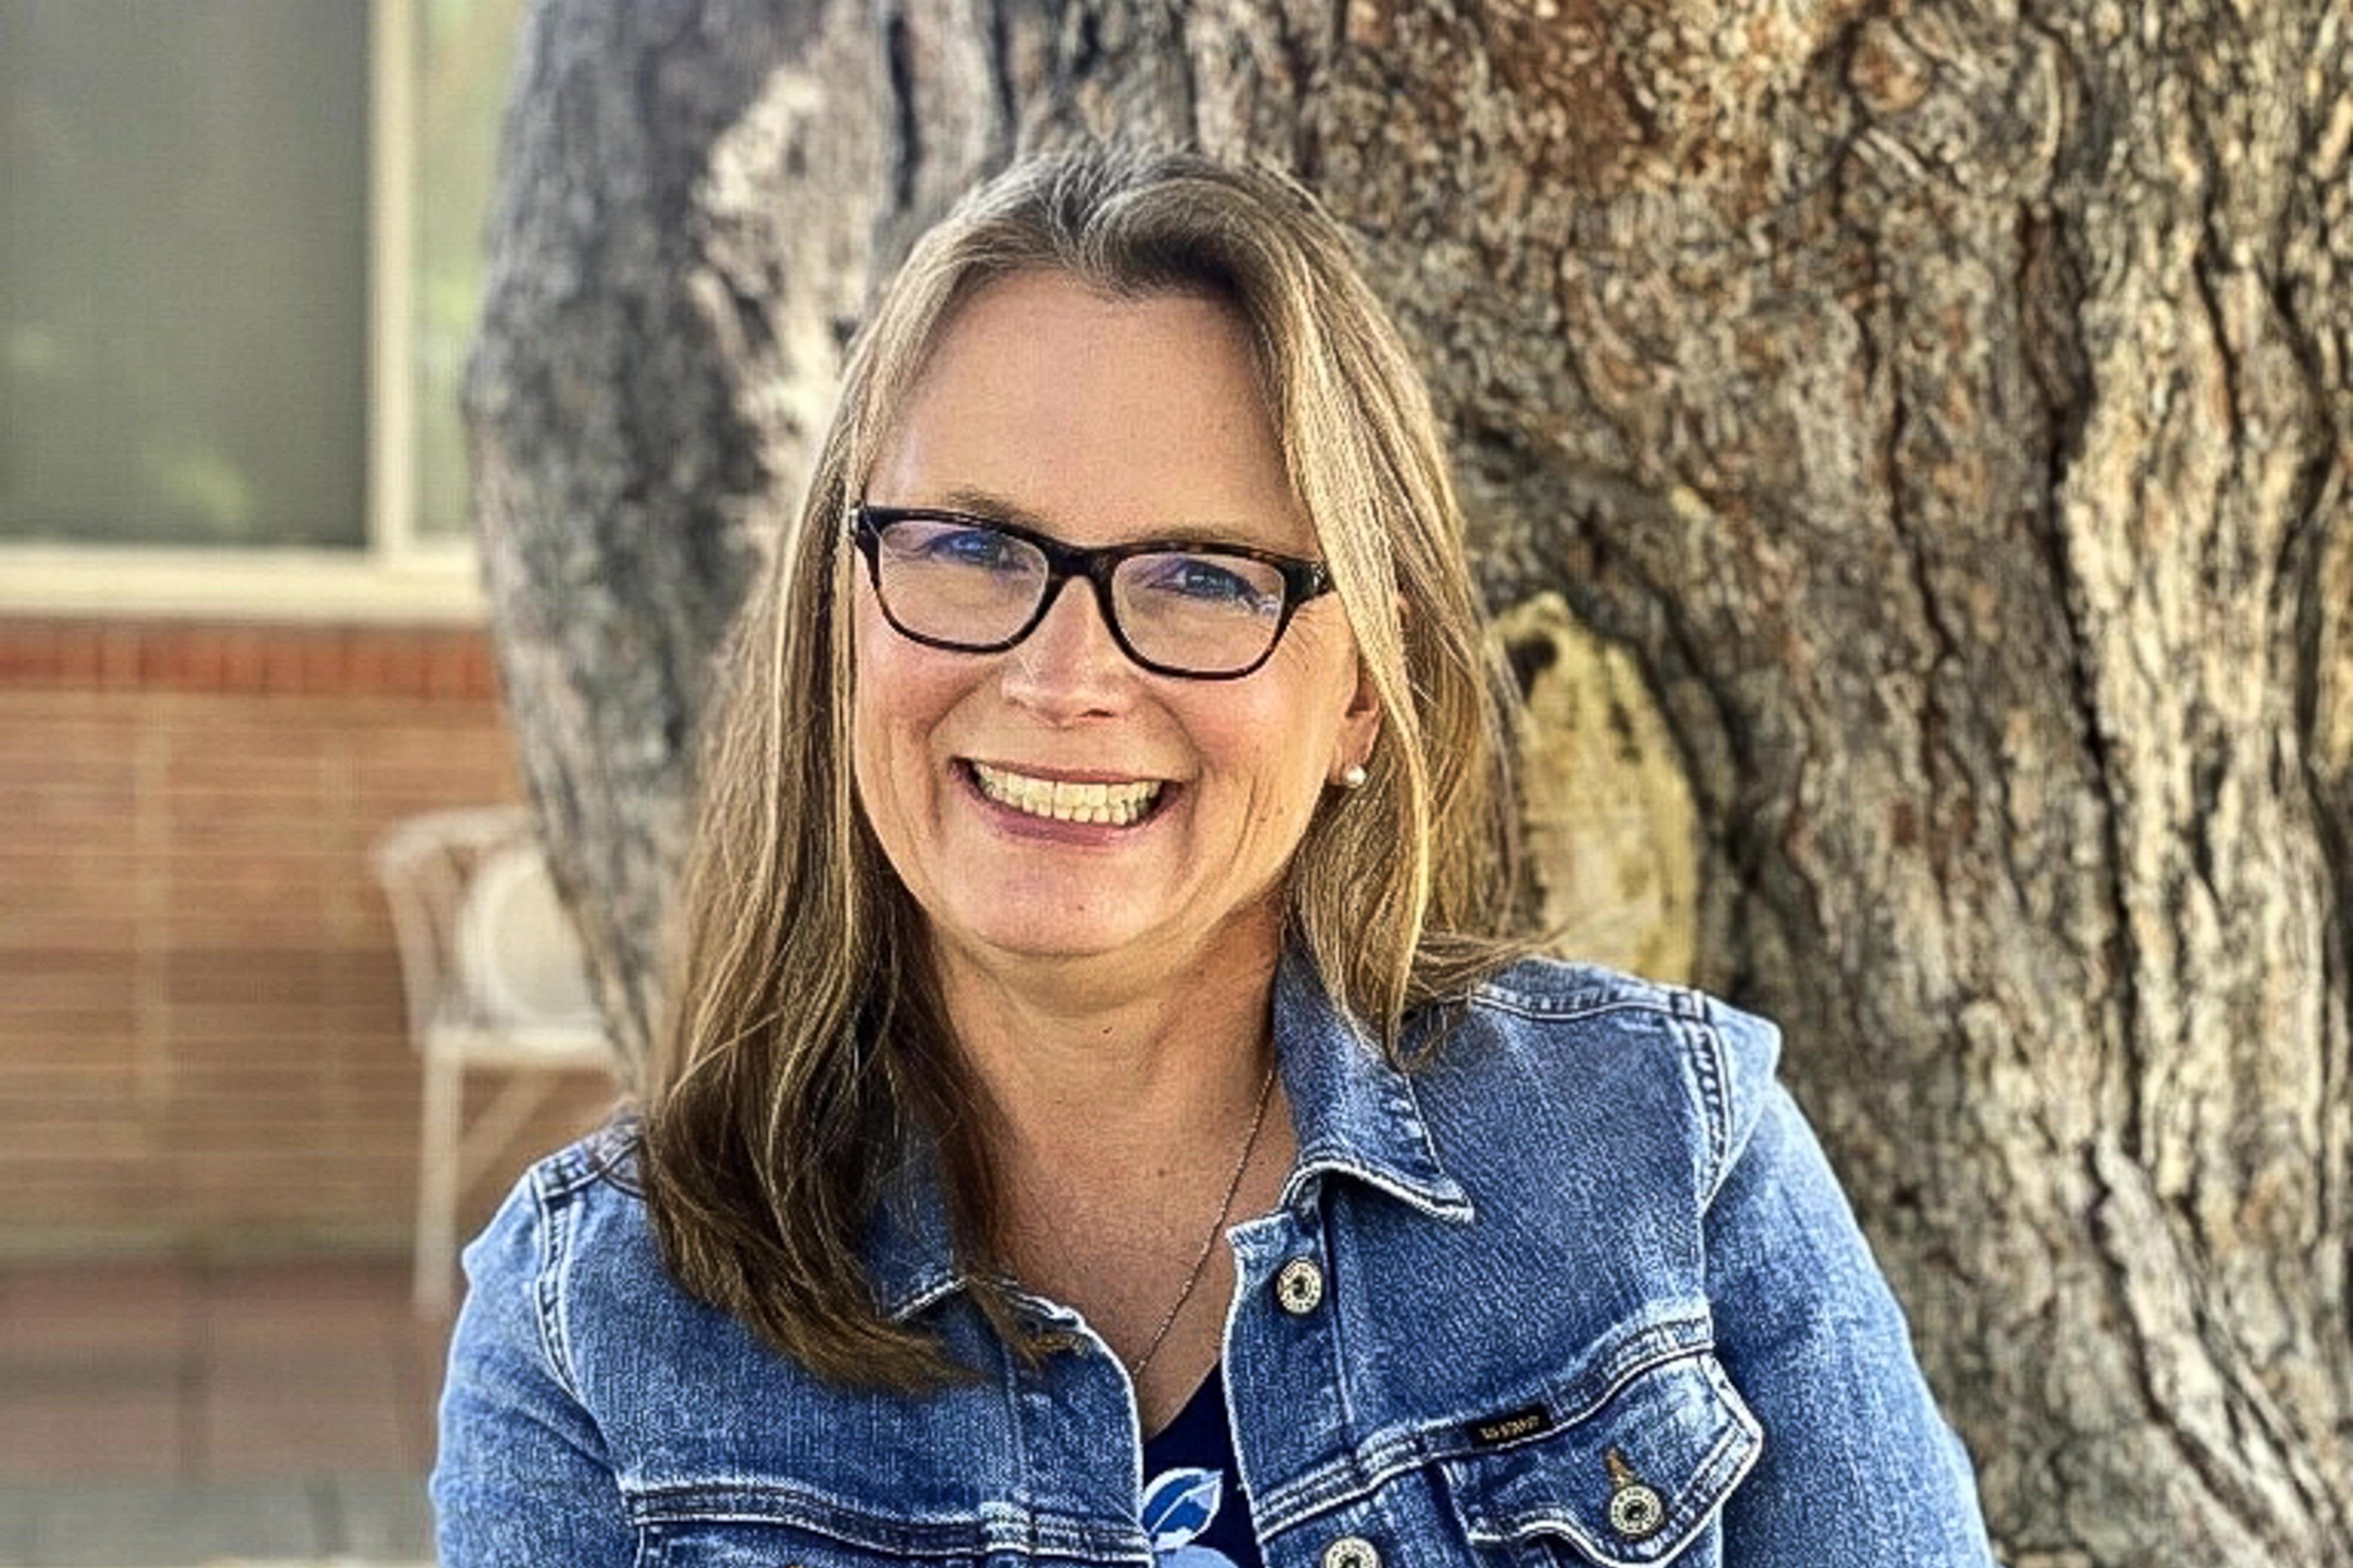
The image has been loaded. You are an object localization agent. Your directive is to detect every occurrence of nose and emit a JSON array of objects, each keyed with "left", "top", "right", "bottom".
[{"left": 999, "top": 577, "right": 1135, "bottom": 720}]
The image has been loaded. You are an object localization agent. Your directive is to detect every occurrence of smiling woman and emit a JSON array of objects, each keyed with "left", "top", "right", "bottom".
[
  {"left": 851, "top": 275, "right": 1380, "bottom": 1004},
  {"left": 431, "top": 145, "right": 2001, "bottom": 1568}
]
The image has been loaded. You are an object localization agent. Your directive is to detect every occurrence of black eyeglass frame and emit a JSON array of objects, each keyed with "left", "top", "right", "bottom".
[{"left": 850, "top": 503, "right": 1336, "bottom": 680}]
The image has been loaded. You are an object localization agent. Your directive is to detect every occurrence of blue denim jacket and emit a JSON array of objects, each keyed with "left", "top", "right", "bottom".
[{"left": 434, "top": 956, "right": 1999, "bottom": 1566}]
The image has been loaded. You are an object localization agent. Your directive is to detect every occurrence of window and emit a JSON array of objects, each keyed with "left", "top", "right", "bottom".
[{"left": 0, "top": 0, "right": 526, "bottom": 620}]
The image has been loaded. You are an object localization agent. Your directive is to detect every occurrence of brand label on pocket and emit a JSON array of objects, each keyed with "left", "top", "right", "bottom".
[{"left": 1464, "top": 1404, "right": 1554, "bottom": 1447}]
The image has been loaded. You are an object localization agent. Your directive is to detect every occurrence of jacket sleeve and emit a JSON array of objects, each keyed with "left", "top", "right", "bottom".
[
  {"left": 431, "top": 1170, "right": 637, "bottom": 1566},
  {"left": 1701, "top": 1014, "right": 2002, "bottom": 1566}
]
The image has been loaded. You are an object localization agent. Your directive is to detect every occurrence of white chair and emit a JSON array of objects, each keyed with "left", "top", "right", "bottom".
[{"left": 372, "top": 805, "right": 616, "bottom": 1317}]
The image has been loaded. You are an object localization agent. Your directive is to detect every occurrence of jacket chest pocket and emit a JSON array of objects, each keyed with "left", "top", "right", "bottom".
[{"left": 1439, "top": 1350, "right": 1760, "bottom": 1568}]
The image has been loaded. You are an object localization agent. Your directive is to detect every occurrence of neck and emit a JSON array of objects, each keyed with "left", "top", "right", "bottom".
[
  {"left": 949, "top": 950, "right": 1274, "bottom": 1150},
  {"left": 928, "top": 908, "right": 1287, "bottom": 1195}
]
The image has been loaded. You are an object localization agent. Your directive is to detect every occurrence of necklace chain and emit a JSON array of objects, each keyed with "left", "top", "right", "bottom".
[{"left": 1126, "top": 1059, "right": 1278, "bottom": 1382}]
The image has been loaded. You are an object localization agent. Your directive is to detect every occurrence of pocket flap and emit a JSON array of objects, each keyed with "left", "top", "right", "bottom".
[{"left": 1444, "top": 1350, "right": 1761, "bottom": 1567}]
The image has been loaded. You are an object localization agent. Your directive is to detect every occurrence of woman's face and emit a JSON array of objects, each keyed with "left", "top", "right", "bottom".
[{"left": 851, "top": 271, "right": 1379, "bottom": 989}]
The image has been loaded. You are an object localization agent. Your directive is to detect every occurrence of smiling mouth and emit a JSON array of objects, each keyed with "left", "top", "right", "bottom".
[{"left": 965, "top": 761, "right": 1168, "bottom": 826}]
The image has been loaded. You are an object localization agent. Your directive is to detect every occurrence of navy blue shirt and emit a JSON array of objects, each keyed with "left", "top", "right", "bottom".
[{"left": 1139, "top": 1367, "right": 1265, "bottom": 1567}]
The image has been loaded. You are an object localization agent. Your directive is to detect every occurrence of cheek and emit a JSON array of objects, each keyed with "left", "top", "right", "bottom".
[
  {"left": 849, "top": 609, "right": 960, "bottom": 812},
  {"left": 1197, "top": 682, "right": 1348, "bottom": 828}
]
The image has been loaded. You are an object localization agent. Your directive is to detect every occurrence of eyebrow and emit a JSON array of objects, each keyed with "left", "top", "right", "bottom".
[
  {"left": 926, "top": 486, "right": 1054, "bottom": 531},
  {"left": 918, "top": 486, "right": 1283, "bottom": 553}
]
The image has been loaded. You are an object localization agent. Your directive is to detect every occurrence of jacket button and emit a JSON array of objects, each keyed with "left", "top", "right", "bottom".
[
  {"left": 1604, "top": 1443, "right": 1666, "bottom": 1539},
  {"left": 1320, "top": 1536, "right": 1379, "bottom": 1568},
  {"left": 1275, "top": 1257, "right": 1325, "bottom": 1315},
  {"left": 1608, "top": 1482, "right": 1665, "bottom": 1539}
]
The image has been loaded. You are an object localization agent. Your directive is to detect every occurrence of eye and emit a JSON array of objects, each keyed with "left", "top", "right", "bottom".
[
  {"left": 1131, "top": 553, "right": 1281, "bottom": 612},
  {"left": 886, "top": 520, "right": 1031, "bottom": 573}
]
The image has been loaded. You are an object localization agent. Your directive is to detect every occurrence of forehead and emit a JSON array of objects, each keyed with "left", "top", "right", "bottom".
[{"left": 870, "top": 271, "right": 1308, "bottom": 552}]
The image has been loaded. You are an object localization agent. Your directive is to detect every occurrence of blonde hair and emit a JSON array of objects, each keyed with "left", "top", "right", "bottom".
[{"left": 641, "top": 144, "right": 1528, "bottom": 1389}]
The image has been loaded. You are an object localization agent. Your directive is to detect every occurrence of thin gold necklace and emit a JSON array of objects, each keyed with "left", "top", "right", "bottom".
[{"left": 1126, "top": 1059, "right": 1278, "bottom": 1382}]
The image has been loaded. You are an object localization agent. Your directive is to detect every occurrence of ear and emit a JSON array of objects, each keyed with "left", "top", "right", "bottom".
[{"left": 1331, "top": 653, "right": 1384, "bottom": 782}]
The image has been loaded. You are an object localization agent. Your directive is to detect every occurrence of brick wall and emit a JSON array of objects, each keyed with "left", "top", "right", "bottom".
[{"left": 0, "top": 619, "right": 620, "bottom": 1256}]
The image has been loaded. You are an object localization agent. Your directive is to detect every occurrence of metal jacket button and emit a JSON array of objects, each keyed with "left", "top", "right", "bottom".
[
  {"left": 1320, "top": 1535, "right": 1379, "bottom": 1568},
  {"left": 1604, "top": 1445, "right": 1667, "bottom": 1540},
  {"left": 1608, "top": 1484, "right": 1666, "bottom": 1539},
  {"left": 1275, "top": 1257, "right": 1325, "bottom": 1315}
]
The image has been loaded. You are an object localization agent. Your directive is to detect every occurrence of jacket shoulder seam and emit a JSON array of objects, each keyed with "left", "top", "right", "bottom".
[
  {"left": 527, "top": 1161, "right": 591, "bottom": 1405},
  {"left": 1468, "top": 983, "right": 1701, "bottom": 1024},
  {"left": 1683, "top": 1007, "right": 1735, "bottom": 1193},
  {"left": 538, "top": 1117, "right": 645, "bottom": 1199}
]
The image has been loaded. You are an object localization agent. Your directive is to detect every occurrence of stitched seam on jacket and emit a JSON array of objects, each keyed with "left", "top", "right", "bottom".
[
  {"left": 541, "top": 1122, "right": 645, "bottom": 1199},
  {"left": 624, "top": 1482, "right": 1149, "bottom": 1562},
  {"left": 995, "top": 1304, "right": 1042, "bottom": 1543},
  {"left": 1685, "top": 1010, "right": 1733, "bottom": 1200},
  {"left": 529, "top": 1167, "right": 588, "bottom": 1406},
  {"left": 1469, "top": 990, "right": 1679, "bottom": 1024}
]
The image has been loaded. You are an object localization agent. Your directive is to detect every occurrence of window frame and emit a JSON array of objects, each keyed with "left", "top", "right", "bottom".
[{"left": 0, "top": 0, "right": 486, "bottom": 626}]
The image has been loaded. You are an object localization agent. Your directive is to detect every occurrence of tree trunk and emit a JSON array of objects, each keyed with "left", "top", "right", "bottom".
[{"left": 469, "top": 0, "right": 2353, "bottom": 1560}]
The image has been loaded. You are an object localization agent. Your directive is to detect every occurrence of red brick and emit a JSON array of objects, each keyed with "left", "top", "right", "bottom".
[
  {"left": 0, "top": 848, "right": 144, "bottom": 919},
  {"left": 0, "top": 622, "right": 50, "bottom": 682},
  {"left": 258, "top": 632, "right": 303, "bottom": 695},
  {"left": 181, "top": 628, "right": 228, "bottom": 690},
  {"left": 0, "top": 642, "right": 560, "bottom": 1245},
  {"left": 0, "top": 1387, "right": 187, "bottom": 1479},
  {"left": 344, "top": 631, "right": 388, "bottom": 695},
  {"left": 218, "top": 629, "right": 266, "bottom": 692},
  {"left": 369, "top": 633, "right": 428, "bottom": 698},
  {"left": 56, "top": 625, "right": 102, "bottom": 684},
  {"left": 99, "top": 628, "right": 141, "bottom": 688},
  {"left": 138, "top": 626, "right": 176, "bottom": 685},
  {"left": 301, "top": 629, "right": 348, "bottom": 693}
]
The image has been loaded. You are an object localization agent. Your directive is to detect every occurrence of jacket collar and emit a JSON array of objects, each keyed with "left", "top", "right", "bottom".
[
  {"left": 1268, "top": 948, "right": 1474, "bottom": 1226},
  {"left": 868, "top": 949, "right": 1474, "bottom": 1324}
]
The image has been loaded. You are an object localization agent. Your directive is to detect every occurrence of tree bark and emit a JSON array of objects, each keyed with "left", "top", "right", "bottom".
[{"left": 470, "top": 0, "right": 2353, "bottom": 1560}]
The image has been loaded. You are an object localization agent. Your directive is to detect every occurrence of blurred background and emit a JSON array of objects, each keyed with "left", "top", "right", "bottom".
[{"left": 1, "top": 3, "right": 619, "bottom": 1561}]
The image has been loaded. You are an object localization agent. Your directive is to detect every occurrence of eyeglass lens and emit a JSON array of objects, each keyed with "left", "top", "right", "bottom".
[{"left": 871, "top": 514, "right": 1290, "bottom": 676}]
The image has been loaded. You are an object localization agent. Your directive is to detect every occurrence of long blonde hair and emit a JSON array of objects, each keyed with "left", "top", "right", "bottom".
[{"left": 641, "top": 144, "right": 1528, "bottom": 1389}]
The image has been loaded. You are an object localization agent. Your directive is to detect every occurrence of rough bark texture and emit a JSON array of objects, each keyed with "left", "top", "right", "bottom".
[{"left": 470, "top": 1, "right": 2353, "bottom": 1561}]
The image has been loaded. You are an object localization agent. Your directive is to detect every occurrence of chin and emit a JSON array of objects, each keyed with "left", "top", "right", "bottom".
[{"left": 953, "top": 916, "right": 1152, "bottom": 965}]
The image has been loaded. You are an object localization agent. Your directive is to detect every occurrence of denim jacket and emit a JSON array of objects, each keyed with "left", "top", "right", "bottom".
[{"left": 434, "top": 955, "right": 1999, "bottom": 1566}]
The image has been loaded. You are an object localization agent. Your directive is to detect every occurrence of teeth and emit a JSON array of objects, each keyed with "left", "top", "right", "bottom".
[{"left": 970, "top": 763, "right": 1163, "bottom": 825}]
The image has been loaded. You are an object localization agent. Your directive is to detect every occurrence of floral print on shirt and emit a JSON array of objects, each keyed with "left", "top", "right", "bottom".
[{"left": 1142, "top": 1466, "right": 1242, "bottom": 1567}]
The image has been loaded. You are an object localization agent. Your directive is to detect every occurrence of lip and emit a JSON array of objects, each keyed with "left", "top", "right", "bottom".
[
  {"left": 962, "top": 758, "right": 1170, "bottom": 786},
  {"left": 954, "top": 759, "right": 1179, "bottom": 840}
]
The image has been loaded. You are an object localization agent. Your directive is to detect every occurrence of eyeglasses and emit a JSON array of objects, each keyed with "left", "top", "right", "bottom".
[{"left": 851, "top": 505, "right": 1334, "bottom": 679}]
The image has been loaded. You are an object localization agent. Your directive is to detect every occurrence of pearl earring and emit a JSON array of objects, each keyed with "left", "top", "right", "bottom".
[{"left": 1339, "top": 763, "right": 1369, "bottom": 790}]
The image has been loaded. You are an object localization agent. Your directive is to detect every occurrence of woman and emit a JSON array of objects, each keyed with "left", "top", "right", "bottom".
[{"left": 435, "top": 145, "right": 1998, "bottom": 1566}]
